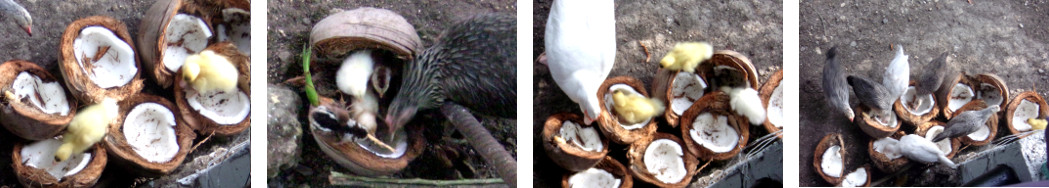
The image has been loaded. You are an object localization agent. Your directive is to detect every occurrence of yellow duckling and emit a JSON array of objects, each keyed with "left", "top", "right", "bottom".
[
  {"left": 659, "top": 42, "right": 714, "bottom": 72},
  {"left": 611, "top": 89, "right": 665, "bottom": 124},
  {"left": 182, "top": 50, "right": 240, "bottom": 93},
  {"left": 55, "top": 98, "right": 118, "bottom": 161},
  {"left": 1028, "top": 118, "right": 1047, "bottom": 130}
]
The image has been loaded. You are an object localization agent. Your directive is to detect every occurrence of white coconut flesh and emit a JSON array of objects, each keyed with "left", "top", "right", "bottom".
[
  {"left": 568, "top": 168, "right": 622, "bottom": 188},
  {"left": 821, "top": 145, "right": 843, "bottom": 178},
  {"left": 603, "top": 84, "right": 651, "bottom": 130},
  {"left": 767, "top": 84, "right": 783, "bottom": 128},
  {"left": 642, "top": 139, "right": 687, "bottom": 184},
  {"left": 670, "top": 72, "right": 706, "bottom": 115},
  {"left": 872, "top": 137, "right": 901, "bottom": 160},
  {"left": 948, "top": 84, "right": 974, "bottom": 112},
  {"left": 978, "top": 83, "right": 1003, "bottom": 106},
  {"left": 688, "top": 112, "right": 739, "bottom": 153},
  {"left": 72, "top": 26, "right": 137, "bottom": 89},
  {"left": 21, "top": 138, "right": 91, "bottom": 180},
  {"left": 967, "top": 121, "right": 991, "bottom": 141},
  {"left": 841, "top": 167, "right": 868, "bottom": 187},
  {"left": 1012, "top": 99, "right": 1038, "bottom": 132},
  {"left": 871, "top": 109, "right": 899, "bottom": 128},
  {"left": 559, "top": 121, "right": 603, "bottom": 152},
  {"left": 901, "top": 86, "right": 934, "bottom": 115},
  {"left": 122, "top": 102, "right": 179, "bottom": 163},
  {"left": 11, "top": 72, "right": 70, "bottom": 116},
  {"left": 352, "top": 125, "right": 409, "bottom": 159},
  {"left": 924, "top": 126, "right": 952, "bottom": 154},
  {"left": 162, "top": 14, "right": 213, "bottom": 72},
  {"left": 185, "top": 89, "right": 249, "bottom": 125},
  {"left": 216, "top": 8, "right": 250, "bottom": 55}
]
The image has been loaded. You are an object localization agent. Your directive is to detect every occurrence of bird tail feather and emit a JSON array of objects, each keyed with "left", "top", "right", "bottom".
[{"left": 939, "top": 155, "right": 957, "bottom": 168}]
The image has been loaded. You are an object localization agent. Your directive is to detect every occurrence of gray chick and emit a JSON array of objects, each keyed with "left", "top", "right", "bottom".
[
  {"left": 913, "top": 53, "right": 952, "bottom": 108},
  {"left": 847, "top": 75, "right": 894, "bottom": 121},
  {"left": 822, "top": 47, "right": 855, "bottom": 121},
  {"left": 933, "top": 106, "right": 1000, "bottom": 142}
]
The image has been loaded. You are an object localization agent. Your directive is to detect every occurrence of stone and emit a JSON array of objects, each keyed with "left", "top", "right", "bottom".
[{"left": 267, "top": 84, "right": 304, "bottom": 178}]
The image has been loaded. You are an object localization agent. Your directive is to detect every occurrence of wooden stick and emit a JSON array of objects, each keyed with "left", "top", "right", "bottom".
[
  {"left": 441, "top": 102, "right": 517, "bottom": 187},
  {"left": 329, "top": 171, "right": 504, "bottom": 187},
  {"left": 640, "top": 41, "right": 651, "bottom": 63}
]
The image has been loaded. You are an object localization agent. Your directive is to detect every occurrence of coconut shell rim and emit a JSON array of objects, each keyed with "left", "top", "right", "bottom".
[
  {"left": 853, "top": 104, "right": 901, "bottom": 139},
  {"left": 103, "top": 93, "right": 197, "bottom": 176},
  {"left": 309, "top": 7, "right": 422, "bottom": 61},
  {"left": 172, "top": 47, "right": 250, "bottom": 136},
  {"left": 543, "top": 113, "right": 610, "bottom": 172},
  {"left": 307, "top": 99, "right": 426, "bottom": 176},
  {"left": 0, "top": 60, "right": 78, "bottom": 140},
  {"left": 813, "top": 133, "right": 844, "bottom": 185},
  {"left": 12, "top": 142, "right": 107, "bottom": 187},
  {"left": 1004, "top": 91, "right": 1047, "bottom": 136},
  {"left": 759, "top": 69, "right": 783, "bottom": 137},
  {"left": 953, "top": 100, "right": 998, "bottom": 146},
  {"left": 914, "top": 121, "right": 962, "bottom": 159},
  {"left": 595, "top": 76, "right": 657, "bottom": 145},
  {"left": 679, "top": 91, "right": 749, "bottom": 161},
  {"left": 560, "top": 156, "right": 632, "bottom": 188},
  {"left": 626, "top": 132, "right": 699, "bottom": 188},
  {"left": 866, "top": 132, "right": 909, "bottom": 173},
  {"left": 59, "top": 15, "right": 145, "bottom": 104}
]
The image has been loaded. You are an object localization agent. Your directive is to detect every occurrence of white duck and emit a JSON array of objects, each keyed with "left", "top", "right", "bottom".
[
  {"left": 545, "top": 0, "right": 616, "bottom": 124},
  {"left": 897, "top": 134, "right": 956, "bottom": 168},
  {"left": 882, "top": 45, "right": 909, "bottom": 100}
]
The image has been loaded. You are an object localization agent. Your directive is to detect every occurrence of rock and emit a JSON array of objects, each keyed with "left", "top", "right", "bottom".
[{"left": 268, "top": 84, "right": 304, "bottom": 178}]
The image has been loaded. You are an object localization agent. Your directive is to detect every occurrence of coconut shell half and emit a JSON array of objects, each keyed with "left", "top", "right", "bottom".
[
  {"left": 974, "top": 74, "right": 1008, "bottom": 110},
  {"left": 697, "top": 50, "right": 760, "bottom": 89},
  {"left": 138, "top": 0, "right": 222, "bottom": 88},
  {"left": 938, "top": 74, "right": 970, "bottom": 119},
  {"left": 174, "top": 43, "right": 250, "bottom": 136},
  {"left": 12, "top": 141, "right": 107, "bottom": 188},
  {"left": 760, "top": 69, "right": 783, "bottom": 137},
  {"left": 915, "top": 121, "right": 961, "bottom": 159},
  {"left": 543, "top": 113, "right": 609, "bottom": 172},
  {"left": 813, "top": 133, "right": 845, "bottom": 185},
  {"left": 308, "top": 97, "right": 425, "bottom": 176},
  {"left": 679, "top": 91, "right": 749, "bottom": 160},
  {"left": 836, "top": 165, "right": 871, "bottom": 187},
  {"left": 103, "top": 94, "right": 196, "bottom": 176},
  {"left": 953, "top": 100, "right": 998, "bottom": 146},
  {"left": 867, "top": 131, "right": 908, "bottom": 173},
  {"left": 1004, "top": 91, "right": 1049, "bottom": 135},
  {"left": 59, "top": 16, "right": 144, "bottom": 104},
  {"left": 627, "top": 133, "right": 699, "bottom": 188},
  {"left": 894, "top": 81, "right": 941, "bottom": 127},
  {"left": 561, "top": 156, "right": 632, "bottom": 188},
  {"left": 853, "top": 104, "right": 901, "bottom": 138},
  {"left": 0, "top": 60, "right": 78, "bottom": 140},
  {"left": 595, "top": 76, "right": 658, "bottom": 144},
  {"left": 310, "top": 7, "right": 422, "bottom": 61}
]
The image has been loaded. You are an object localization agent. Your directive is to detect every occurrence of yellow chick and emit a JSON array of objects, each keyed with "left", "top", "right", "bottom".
[
  {"left": 611, "top": 89, "right": 665, "bottom": 124},
  {"left": 659, "top": 42, "right": 714, "bottom": 72},
  {"left": 182, "top": 50, "right": 240, "bottom": 93},
  {"left": 55, "top": 98, "right": 118, "bottom": 161},
  {"left": 1028, "top": 118, "right": 1047, "bottom": 130}
]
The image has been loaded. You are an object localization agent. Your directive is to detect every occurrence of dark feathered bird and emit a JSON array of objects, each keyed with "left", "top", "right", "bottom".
[
  {"left": 847, "top": 75, "right": 894, "bottom": 121},
  {"left": 384, "top": 13, "right": 517, "bottom": 138},
  {"left": 933, "top": 106, "right": 999, "bottom": 142},
  {"left": 913, "top": 53, "right": 952, "bottom": 108},
  {"left": 0, "top": 0, "right": 30, "bottom": 36},
  {"left": 823, "top": 47, "right": 854, "bottom": 121}
]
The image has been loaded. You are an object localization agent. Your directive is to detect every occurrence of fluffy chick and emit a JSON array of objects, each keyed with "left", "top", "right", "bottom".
[
  {"left": 721, "top": 86, "right": 766, "bottom": 125},
  {"left": 933, "top": 106, "right": 999, "bottom": 142},
  {"left": 659, "top": 42, "right": 714, "bottom": 72},
  {"left": 611, "top": 89, "right": 664, "bottom": 124},
  {"left": 336, "top": 50, "right": 374, "bottom": 98},
  {"left": 898, "top": 134, "right": 956, "bottom": 168},
  {"left": 822, "top": 47, "right": 855, "bottom": 121},
  {"left": 55, "top": 98, "right": 118, "bottom": 161},
  {"left": 182, "top": 50, "right": 240, "bottom": 93},
  {"left": 1028, "top": 118, "right": 1047, "bottom": 130}
]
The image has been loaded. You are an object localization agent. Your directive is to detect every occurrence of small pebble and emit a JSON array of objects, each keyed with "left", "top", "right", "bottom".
[
  {"left": 1039, "top": 69, "right": 1044, "bottom": 73},
  {"left": 850, "top": 41, "right": 857, "bottom": 47},
  {"left": 882, "top": 18, "right": 888, "bottom": 24}
]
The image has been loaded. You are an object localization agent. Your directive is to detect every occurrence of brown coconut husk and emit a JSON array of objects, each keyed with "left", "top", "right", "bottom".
[
  {"left": 12, "top": 143, "right": 107, "bottom": 188},
  {"left": 627, "top": 133, "right": 699, "bottom": 188},
  {"left": 679, "top": 91, "right": 749, "bottom": 161},
  {"left": 662, "top": 70, "right": 705, "bottom": 128},
  {"left": 543, "top": 113, "right": 609, "bottom": 172},
  {"left": 103, "top": 94, "right": 196, "bottom": 176},
  {"left": 561, "top": 156, "right": 632, "bottom": 188},
  {"left": 867, "top": 131, "right": 908, "bottom": 173},
  {"left": 308, "top": 97, "right": 425, "bottom": 176},
  {"left": 173, "top": 43, "right": 250, "bottom": 136},
  {"left": 975, "top": 74, "right": 1009, "bottom": 110},
  {"left": 309, "top": 7, "right": 422, "bottom": 61},
  {"left": 894, "top": 81, "right": 941, "bottom": 127},
  {"left": 137, "top": 0, "right": 221, "bottom": 89},
  {"left": 938, "top": 74, "right": 969, "bottom": 119},
  {"left": 953, "top": 100, "right": 998, "bottom": 146},
  {"left": 853, "top": 104, "right": 901, "bottom": 139},
  {"left": 813, "top": 133, "right": 845, "bottom": 185},
  {"left": 595, "top": 76, "right": 658, "bottom": 145},
  {"left": 915, "top": 121, "right": 961, "bottom": 159},
  {"left": 759, "top": 69, "right": 783, "bottom": 137},
  {"left": 1004, "top": 91, "right": 1049, "bottom": 136},
  {"left": 0, "top": 60, "right": 78, "bottom": 140},
  {"left": 696, "top": 50, "right": 760, "bottom": 89},
  {"left": 59, "top": 16, "right": 144, "bottom": 104}
]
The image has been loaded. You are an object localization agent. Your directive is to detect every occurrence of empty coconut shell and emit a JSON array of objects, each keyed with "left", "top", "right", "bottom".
[
  {"left": 543, "top": 113, "right": 609, "bottom": 172},
  {"left": 59, "top": 16, "right": 144, "bottom": 104},
  {"left": 0, "top": 60, "right": 78, "bottom": 140},
  {"left": 813, "top": 133, "right": 845, "bottom": 185},
  {"left": 759, "top": 69, "right": 784, "bottom": 137},
  {"left": 103, "top": 94, "right": 196, "bottom": 176},
  {"left": 627, "top": 132, "right": 699, "bottom": 187},
  {"left": 560, "top": 156, "right": 632, "bottom": 188},
  {"left": 12, "top": 140, "right": 107, "bottom": 188},
  {"left": 679, "top": 91, "right": 749, "bottom": 161}
]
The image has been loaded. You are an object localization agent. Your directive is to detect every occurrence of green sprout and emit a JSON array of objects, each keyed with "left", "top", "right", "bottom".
[{"left": 303, "top": 45, "right": 319, "bottom": 106}]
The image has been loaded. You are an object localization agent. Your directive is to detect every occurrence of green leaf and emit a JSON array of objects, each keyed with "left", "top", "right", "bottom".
[{"left": 303, "top": 45, "right": 319, "bottom": 106}]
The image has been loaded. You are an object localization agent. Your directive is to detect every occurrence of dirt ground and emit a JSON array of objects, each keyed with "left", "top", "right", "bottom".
[
  {"left": 799, "top": 0, "right": 1049, "bottom": 186},
  {"left": 532, "top": 0, "right": 782, "bottom": 187},
  {"left": 266, "top": 0, "right": 517, "bottom": 186},
  {"left": 0, "top": 0, "right": 250, "bottom": 187}
]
